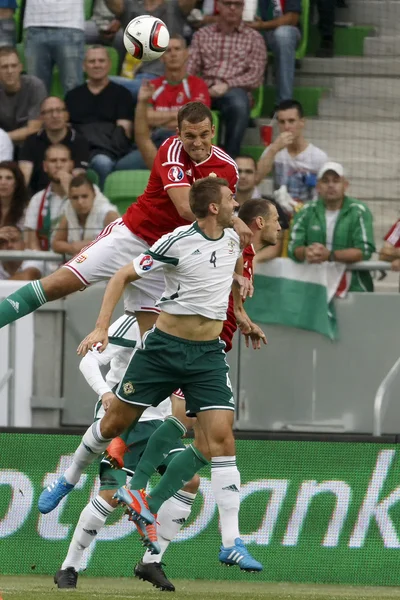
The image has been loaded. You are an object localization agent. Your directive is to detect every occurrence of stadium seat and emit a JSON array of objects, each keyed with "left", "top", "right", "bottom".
[
  {"left": 250, "top": 86, "right": 264, "bottom": 119},
  {"left": 86, "top": 168, "right": 99, "bottom": 186},
  {"left": 85, "top": 0, "right": 94, "bottom": 20},
  {"left": 240, "top": 145, "right": 265, "bottom": 162},
  {"left": 211, "top": 110, "right": 219, "bottom": 145},
  {"left": 103, "top": 170, "right": 150, "bottom": 213},
  {"left": 296, "top": 0, "right": 310, "bottom": 60}
]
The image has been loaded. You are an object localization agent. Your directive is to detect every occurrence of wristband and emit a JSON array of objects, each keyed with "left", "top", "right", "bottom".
[{"left": 329, "top": 250, "right": 335, "bottom": 262}]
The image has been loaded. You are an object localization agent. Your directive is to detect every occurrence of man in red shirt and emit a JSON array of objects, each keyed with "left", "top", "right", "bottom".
[
  {"left": 0, "top": 102, "right": 252, "bottom": 336},
  {"left": 379, "top": 220, "right": 400, "bottom": 271},
  {"left": 129, "top": 34, "right": 211, "bottom": 170}
]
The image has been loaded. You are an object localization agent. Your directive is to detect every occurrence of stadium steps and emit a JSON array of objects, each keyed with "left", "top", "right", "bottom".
[
  {"left": 336, "top": 1, "right": 400, "bottom": 36},
  {"left": 364, "top": 35, "right": 400, "bottom": 56},
  {"left": 306, "top": 25, "right": 376, "bottom": 57}
]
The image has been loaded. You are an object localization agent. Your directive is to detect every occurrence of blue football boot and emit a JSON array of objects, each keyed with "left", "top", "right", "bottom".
[
  {"left": 219, "top": 538, "right": 263, "bottom": 572},
  {"left": 38, "top": 476, "right": 75, "bottom": 514}
]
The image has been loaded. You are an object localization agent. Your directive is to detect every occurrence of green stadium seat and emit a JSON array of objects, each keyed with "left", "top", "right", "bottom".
[
  {"left": 104, "top": 170, "right": 150, "bottom": 213},
  {"left": 211, "top": 110, "right": 219, "bottom": 145},
  {"left": 296, "top": 0, "right": 310, "bottom": 60},
  {"left": 240, "top": 146, "right": 265, "bottom": 162},
  {"left": 85, "top": 0, "right": 94, "bottom": 20},
  {"left": 86, "top": 168, "right": 99, "bottom": 186}
]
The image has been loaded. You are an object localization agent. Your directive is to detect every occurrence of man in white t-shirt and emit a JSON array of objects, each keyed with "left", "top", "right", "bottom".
[
  {"left": 0, "top": 225, "right": 43, "bottom": 280},
  {"left": 256, "top": 99, "right": 328, "bottom": 203},
  {"left": 24, "top": 144, "right": 73, "bottom": 252},
  {"left": 0, "top": 127, "right": 13, "bottom": 160},
  {"left": 23, "top": 0, "right": 85, "bottom": 95}
]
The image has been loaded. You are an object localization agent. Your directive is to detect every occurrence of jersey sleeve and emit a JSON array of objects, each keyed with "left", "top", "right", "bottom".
[
  {"left": 157, "top": 139, "right": 191, "bottom": 191},
  {"left": 133, "top": 231, "right": 181, "bottom": 275},
  {"left": 384, "top": 220, "right": 400, "bottom": 246}
]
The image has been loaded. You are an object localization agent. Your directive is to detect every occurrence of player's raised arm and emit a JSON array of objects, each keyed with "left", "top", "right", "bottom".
[{"left": 77, "top": 263, "right": 140, "bottom": 356}]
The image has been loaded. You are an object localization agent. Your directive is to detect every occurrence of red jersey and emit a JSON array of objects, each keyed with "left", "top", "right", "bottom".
[
  {"left": 149, "top": 75, "right": 211, "bottom": 110},
  {"left": 123, "top": 136, "right": 239, "bottom": 245},
  {"left": 384, "top": 220, "right": 400, "bottom": 247},
  {"left": 220, "top": 244, "right": 256, "bottom": 353}
]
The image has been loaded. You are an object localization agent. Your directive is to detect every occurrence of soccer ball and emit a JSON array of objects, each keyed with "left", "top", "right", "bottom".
[{"left": 123, "top": 15, "right": 170, "bottom": 62}]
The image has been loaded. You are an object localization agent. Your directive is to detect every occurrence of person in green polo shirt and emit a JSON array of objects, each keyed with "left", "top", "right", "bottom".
[{"left": 288, "top": 161, "right": 375, "bottom": 292}]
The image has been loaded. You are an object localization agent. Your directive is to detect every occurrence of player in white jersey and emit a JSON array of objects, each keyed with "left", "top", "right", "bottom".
[{"left": 53, "top": 314, "right": 199, "bottom": 591}]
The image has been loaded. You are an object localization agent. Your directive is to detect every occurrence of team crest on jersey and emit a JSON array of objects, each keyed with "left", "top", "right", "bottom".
[
  {"left": 176, "top": 91, "right": 185, "bottom": 104},
  {"left": 208, "top": 172, "right": 217, "bottom": 178},
  {"left": 168, "top": 166, "right": 184, "bottom": 182},
  {"left": 227, "top": 239, "right": 236, "bottom": 254},
  {"left": 123, "top": 382, "right": 135, "bottom": 395},
  {"left": 75, "top": 253, "right": 87, "bottom": 264},
  {"left": 140, "top": 255, "right": 153, "bottom": 271}
]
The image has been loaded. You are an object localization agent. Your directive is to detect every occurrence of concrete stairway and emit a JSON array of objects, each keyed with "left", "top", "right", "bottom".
[{"left": 244, "top": 0, "right": 400, "bottom": 261}]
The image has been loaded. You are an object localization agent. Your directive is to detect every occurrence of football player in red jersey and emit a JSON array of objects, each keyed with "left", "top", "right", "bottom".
[{"left": 0, "top": 101, "right": 252, "bottom": 335}]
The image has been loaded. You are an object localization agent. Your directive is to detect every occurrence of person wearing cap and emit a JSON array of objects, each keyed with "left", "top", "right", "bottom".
[{"left": 288, "top": 162, "right": 375, "bottom": 292}]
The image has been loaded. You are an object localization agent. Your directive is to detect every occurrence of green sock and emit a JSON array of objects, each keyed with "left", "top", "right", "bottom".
[
  {"left": 147, "top": 444, "right": 208, "bottom": 514},
  {"left": 0, "top": 280, "right": 47, "bottom": 328},
  {"left": 129, "top": 416, "right": 187, "bottom": 489}
]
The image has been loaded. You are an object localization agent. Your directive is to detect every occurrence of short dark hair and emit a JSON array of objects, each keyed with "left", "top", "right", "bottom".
[
  {"left": 276, "top": 99, "right": 304, "bottom": 119},
  {"left": 44, "top": 143, "right": 72, "bottom": 160},
  {"left": 236, "top": 155, "right": 257, "bottom": 171},
  {"left": 169, "top": 33, "right": 187, "bottom": 47},
  {"left": 0, "top": 46, "right": 19, "bottom": 62},
  {"left": 189, "top": 177, "right": 229, "bottom": 218},
  {"left": 177, "top": 101, "right": 213, "bottom": 131},
  {"left": 69, "top": 173, "right": 94, "bottom": 192},
  {"left": 237, "top": 198, "right": 272, "bottom": 226}
]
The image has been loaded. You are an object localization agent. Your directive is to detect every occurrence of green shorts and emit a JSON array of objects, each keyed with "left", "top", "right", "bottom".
[
  {"left": 115, "top": 327, "right": 235, "bottom": 417},
  {"left": 99, "top": 418, "right": 185, "bottom": 491}
]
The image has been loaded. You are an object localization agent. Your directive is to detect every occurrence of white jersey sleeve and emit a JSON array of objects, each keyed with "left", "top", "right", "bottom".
[{"left": 80, "top": 314, "right": 172, "bottom": 421}]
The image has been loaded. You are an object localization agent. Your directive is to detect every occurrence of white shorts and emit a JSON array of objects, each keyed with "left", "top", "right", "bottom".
[{"left": 64, "top": 219, "right": 164, "bottom": 313}]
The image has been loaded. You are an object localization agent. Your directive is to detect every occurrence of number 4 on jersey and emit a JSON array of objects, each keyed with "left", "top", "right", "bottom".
[{"left": 210, "top": 251, "right": 217, "bottom": 268}]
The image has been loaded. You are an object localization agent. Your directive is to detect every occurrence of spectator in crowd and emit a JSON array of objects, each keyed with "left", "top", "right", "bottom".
[
  {"left": 0, "top": 1, "right": 16, "bottom": 48},
  {"left": 105, "top": 0, "right": 198, "bottom": 99},
  {"left": 85, "top": 0, "right": 124, "bottom": 65},
  {"left": 236, "top": 154, "right": 288, "bottom": 261},
  {"left": 247, "top": 0, "right": 301, "bottom": 105},
  {"left": 378, "top": 220, "right": 400, "bottom": 272},
  {"left": 128, "top": 34, "right": 211, "bottom": 169},
  {"left": 288, "top": 162, "right": 375, "bottom": 292},
  {"left": 315, "top": 0, "right": 335, "bottom": 58},
  {"left": 52, "top": 173, "right": 119, "bottom": 257},
  {"left": 19, "top": 96, "right": 89, "bottom": 195},
  {"left": 65, "top": 46, "right": 137, "bottom": 189},
  {"left": 23, "top": 0, "right": 85, "bottom": 95},
  {"left": 0, "top": 161, "right": 29, "bottom": 229},
  {"left": 0, "top": 225, "right": 43, "bottom": 280},
  {"left": 0, "top": 46, "right": 46, "bottom": 147},
  {"left": 187, "top": 0, "right": 266, "bottom": 158},
  {"left": 24, "top": 144, "right": 74, "bottom": 251},
  {"left": 0, "top": 128, "right": 13, "bottom": 160},
  {"left": 256, "top": 99, "right": 328, "bottom": 204}
]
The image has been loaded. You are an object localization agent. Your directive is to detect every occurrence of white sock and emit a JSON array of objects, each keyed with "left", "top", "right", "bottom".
[
  {"left": 64, "top": 421, "right": 112, "bottom": 485},
  {"left": 211, "top": 456, "right": 241, "bottom": 548},
  {"left": 142, "top": 490, "right": 196, "bottom": 564},
  {"left": 61, "top": 495, "right": 115, "bottom": 571}
]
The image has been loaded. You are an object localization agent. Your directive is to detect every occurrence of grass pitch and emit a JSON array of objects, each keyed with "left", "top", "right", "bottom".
[{"left": 1, "top": 576, "right": 400, "bottom": 600}]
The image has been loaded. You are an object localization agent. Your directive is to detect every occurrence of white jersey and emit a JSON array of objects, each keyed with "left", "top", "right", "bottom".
[
  {"left": 79, "top": 314, "right": 171, "bottom": 422},
  {"left": 133, "top": 222, "right": 241, "bottom": 321}
]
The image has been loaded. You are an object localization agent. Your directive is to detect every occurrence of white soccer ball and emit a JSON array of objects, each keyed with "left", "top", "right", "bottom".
[{"left": 123, "top": 15, "right": 170, "bottom": 62}]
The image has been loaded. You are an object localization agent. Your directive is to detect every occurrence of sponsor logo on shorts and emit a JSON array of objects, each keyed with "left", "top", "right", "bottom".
[
  {"left": 168, "top": 166, "right": 184, "bottom": 182},
  {"left": 83, "top": 528, "right": 98, "bottom": 536},
  {"left": 75, "top": 253, "right": 87, "bottom": 264},
  {"left": 229, "top": 397, "right": 235, "bottom": 404},
  {"left": 123, "top": 382, "right": 135, "bottom": 395},
  {"left": 222, "top": 484, "right": 239, "bottom": 492},
  {"left": 139, "top": 254, "right": 153, "bottom": 271}
]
